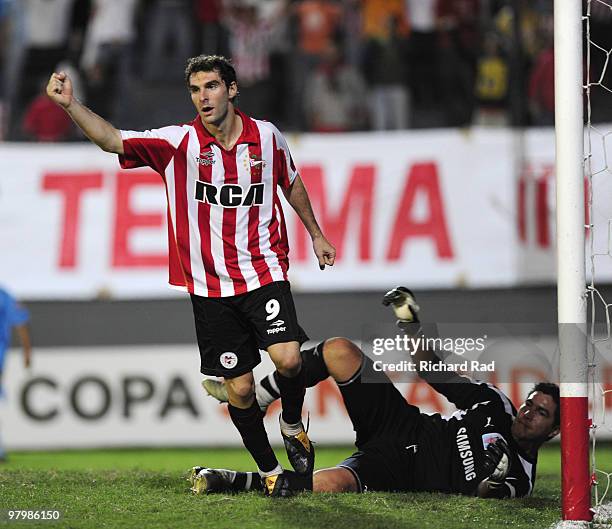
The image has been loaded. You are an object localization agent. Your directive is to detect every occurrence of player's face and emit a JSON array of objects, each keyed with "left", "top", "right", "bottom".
[
  {"left": 512, "top": 391, "right": 559, "bottom": 443},
  {"left": 188, "top": 70, "right": 238, "bottom": 126}
]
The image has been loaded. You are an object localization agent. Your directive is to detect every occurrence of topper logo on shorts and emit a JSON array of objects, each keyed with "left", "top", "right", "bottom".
[
  {"left": 266, "top": 319, "right": 286, "bottom": 335},
  {"left": 195, "top": 182, "right": 265, "bottom": 207},
  {"left": 220, "top": 352, "right": 238, "bottom": 369}
]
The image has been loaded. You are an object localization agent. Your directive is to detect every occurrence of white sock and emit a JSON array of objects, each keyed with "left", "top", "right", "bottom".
[
  {"left": 255, "top": 374, "right": 280, "bottom": 410},
  {"left": 279, "top": 416, "right": 303, "bottom": 437},
  {"left": 259, "top": 464, "right": 283, "bottom": 478}
]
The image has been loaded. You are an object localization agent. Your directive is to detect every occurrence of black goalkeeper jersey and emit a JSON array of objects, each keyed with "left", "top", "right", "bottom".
[{"left": 410, "top": 371, "right": 537, "bottom": 498}]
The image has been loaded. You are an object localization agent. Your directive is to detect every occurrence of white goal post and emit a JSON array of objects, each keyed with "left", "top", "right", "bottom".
[{"left": 555, "top": 0, "right": 592, "bottom": 523}]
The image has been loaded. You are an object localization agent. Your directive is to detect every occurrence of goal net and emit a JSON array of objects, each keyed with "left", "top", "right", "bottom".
[{"left": 585, "top": 0, "right": 612, "bottom": 525}]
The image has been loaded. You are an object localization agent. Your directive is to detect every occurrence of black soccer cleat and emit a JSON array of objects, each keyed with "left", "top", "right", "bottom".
[
  {"left": 189, "top": 467, "right": 237, "bottom": 495},
  {"left": 280, "top": 420, "right": 315, "bottom": 475},
  {"left": 263, "top": 470, "right": 310, "bottom": 498}
]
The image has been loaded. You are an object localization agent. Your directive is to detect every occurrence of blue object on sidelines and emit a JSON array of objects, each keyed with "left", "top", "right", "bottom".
[{"left": 0, "top": 288, "right": 29, "bottom": 369}]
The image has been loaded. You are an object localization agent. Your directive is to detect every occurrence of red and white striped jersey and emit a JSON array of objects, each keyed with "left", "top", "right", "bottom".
[{"left": 119, "top": 109, "right": 298, "bottom": 297}]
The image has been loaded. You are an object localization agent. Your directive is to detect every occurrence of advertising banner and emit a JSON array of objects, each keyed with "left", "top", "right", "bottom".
[
  {"left": 3, "top": 340, "right": 611, "bottom": 449},
  {"left": 0, "top": 130, "right": 514, "bottom": 299},
  {"left": 2, "top": 127, "right": 611, "bottom": 299}
]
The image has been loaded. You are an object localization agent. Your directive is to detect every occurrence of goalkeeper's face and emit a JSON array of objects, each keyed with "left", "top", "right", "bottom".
[{"left": 511, "top": 391, "right": 559, "bottom": 443}]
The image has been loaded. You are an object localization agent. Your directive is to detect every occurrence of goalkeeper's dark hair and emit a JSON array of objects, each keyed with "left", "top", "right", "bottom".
[
  {"left": 184, "top": 55, "right": 238, "bottom": 102},
  {"left": 530, "top": 382, "right": 560, "bottom": 427}
]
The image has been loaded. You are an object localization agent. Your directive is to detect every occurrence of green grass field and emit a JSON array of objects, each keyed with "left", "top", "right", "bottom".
[{"left": 0, "top": 444, "right": 610, "bottom": 529}]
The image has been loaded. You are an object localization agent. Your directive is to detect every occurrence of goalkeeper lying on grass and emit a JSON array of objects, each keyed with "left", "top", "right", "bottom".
[{"left": 193, "top": 287, "right": 560, "bottom": 498}]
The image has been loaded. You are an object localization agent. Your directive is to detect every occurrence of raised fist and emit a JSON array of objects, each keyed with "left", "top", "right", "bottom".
[{"left": 46, "top": 71, "right": 74, "bottom": 109}]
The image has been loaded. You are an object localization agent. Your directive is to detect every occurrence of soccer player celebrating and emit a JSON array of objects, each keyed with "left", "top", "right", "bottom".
[
  {"left": 46, "top": 55, "right": 336, "bottom": 496},
  {"left": 198, "top": 287, "right": 559, "bottom": 498}
]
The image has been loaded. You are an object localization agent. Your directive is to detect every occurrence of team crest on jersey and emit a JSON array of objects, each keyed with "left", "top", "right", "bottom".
[
  {"left": 220, "top": 352, "right": 238, "bottom": 369},
  {"left": 196, "top": 150, "right": 215, "bottom": 166},
  {"left": 244, "top": 153, "right": 266, "bottom": 176},
  {"left": 482, "top": 432, "right": 505, "bottom": 449},
  {"left": 249, "top": 154, "right": 266, "bottom": 168}
]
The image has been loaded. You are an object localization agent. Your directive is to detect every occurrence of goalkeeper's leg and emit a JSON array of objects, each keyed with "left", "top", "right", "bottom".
[
  {"left": 297, "top": 338, "right": 421, "bottom": 493},
  {"left": 190, "top": 464, "right": 357, "bottom": 493},
  {"left": 235, "top": 337, "right": 419, "bottom": 450}
]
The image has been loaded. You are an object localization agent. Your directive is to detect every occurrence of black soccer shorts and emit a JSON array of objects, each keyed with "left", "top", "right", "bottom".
[
  {"left": 336, "top": 359, "right": 424, "bottom": 492},
  {"left": 191, "top": 280, "right": 309, "bottom": 378},
  {"left": 338, "top": 438, "right": 419, "bottom": 492}
]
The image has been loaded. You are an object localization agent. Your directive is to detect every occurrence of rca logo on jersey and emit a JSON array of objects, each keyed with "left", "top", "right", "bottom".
[
  {"left": 266, "top": 319, "right": 286, "bottom": 335},
  {"left": 195, "top": 182, "right": 265, "bottom": 207},
  {"left": 196, "top": 150, "right": 215, "bottom": 166}
]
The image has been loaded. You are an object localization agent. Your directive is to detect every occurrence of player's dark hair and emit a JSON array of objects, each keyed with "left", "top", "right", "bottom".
[
  {"left": 529, "top": 382, "right": 560, "bottom": 427},
  {"left": 184, "top": 55, "right": 238, "bottom": 102}
]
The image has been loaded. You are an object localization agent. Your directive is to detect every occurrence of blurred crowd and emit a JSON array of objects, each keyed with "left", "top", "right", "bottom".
[{"left": 0, "top": 0, "right": 611, "bottom": 142}]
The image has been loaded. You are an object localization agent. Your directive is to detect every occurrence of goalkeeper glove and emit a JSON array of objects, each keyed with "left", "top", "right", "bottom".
[
  {"left": 382, "top": 286, "right": 420, "bottom": 332},
  {"left": 481, "top": 437, "right": 511, "bottom": 484}
]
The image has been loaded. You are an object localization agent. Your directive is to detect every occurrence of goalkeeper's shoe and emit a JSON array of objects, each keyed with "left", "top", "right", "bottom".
[
  {"left": 382, "top": 286, "right": 420, "bottom": 333},
  {"left": 263, "top": 470, "right": 310, "bottom": 498},
  {"left": 280, "top": 417, "right": 315, "bottom": 476},
  {"left": 189, "top": 467, "right": 236, "bottom": 495},
  {"left": 202, "top": 379, "right": 229, "bottom": 403}
]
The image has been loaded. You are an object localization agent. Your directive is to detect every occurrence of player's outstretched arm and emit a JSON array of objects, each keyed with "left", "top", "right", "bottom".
[
  {"left": 282, "top": 175, "right": 336, "bottom": 270},
  {"left": 46, "top": 71, "right": 123, "bottom": 154}
]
